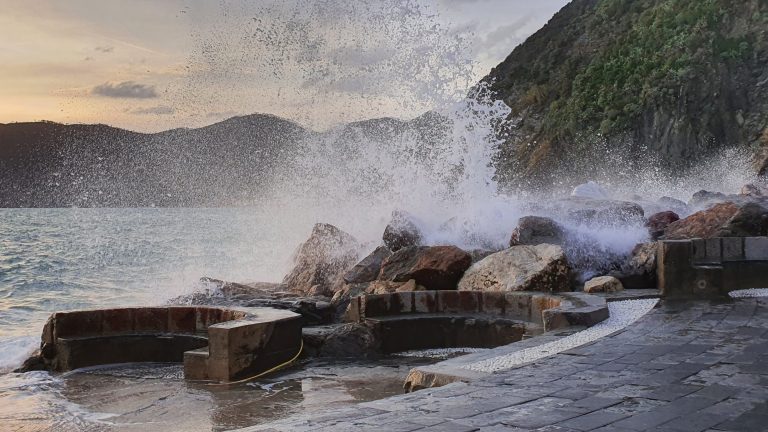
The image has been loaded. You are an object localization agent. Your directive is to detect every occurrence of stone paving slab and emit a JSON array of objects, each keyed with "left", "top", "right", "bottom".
[{"left": 236, "top": 298, "right": 768, "bottom": 432}]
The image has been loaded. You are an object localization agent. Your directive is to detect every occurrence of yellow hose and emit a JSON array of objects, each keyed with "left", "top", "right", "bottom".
[{"left": 204, "top": 339, "right": 304, "bottom": 386}]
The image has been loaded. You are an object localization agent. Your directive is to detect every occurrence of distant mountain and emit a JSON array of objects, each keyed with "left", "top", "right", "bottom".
[
  {"left": 0, "top": 113, "right": 450, "bottom": 207},
  {"left": 481, "top": 0, "right": 768, "bottom": 189},
  {"left": 0, "top": 115, "right": 307, "bottom": 207}
]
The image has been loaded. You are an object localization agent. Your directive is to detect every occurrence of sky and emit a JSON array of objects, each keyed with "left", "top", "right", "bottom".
[{"left": 0, "top": 0, "right": 569, "bottom": 132}]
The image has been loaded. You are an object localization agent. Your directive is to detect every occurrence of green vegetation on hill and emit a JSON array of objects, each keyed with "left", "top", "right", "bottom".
[{"left": 483, "top": 0, "right": 768, "bottom": 188}]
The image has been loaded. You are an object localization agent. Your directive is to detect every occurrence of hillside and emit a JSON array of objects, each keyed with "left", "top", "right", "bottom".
[
  {"left": 0, "top": 115, "right": 307, "bottom": 207},
  {"left": 481, "top": 0, "right": 768, "bottom": 189},
  {"left": 0, "top": 114, "right": 449, "bottom": 207}
]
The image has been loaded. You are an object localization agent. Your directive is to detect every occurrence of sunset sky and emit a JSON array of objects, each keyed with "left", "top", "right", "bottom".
[{"left": 0, "top": 0, "right": 568, "bottom": 132}]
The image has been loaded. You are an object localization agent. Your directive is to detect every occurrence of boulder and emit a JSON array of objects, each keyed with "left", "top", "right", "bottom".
[
  {"left": 740, "top": 183, "right": 768, "bottom": 198},
  {"left": 584, "top": 276, "right": 624, "bottom": 293},
  {"left": 343, "top": 246, "right": 392, "bottom": 284},
  {"left": 382, "top": 210, "right": 423, "bottom": 252},
  {"left": 571, "top": 181, "right": 609, "bottom": 199},
  {"left": 509, "top": 216, "right": 565, "bottom": 247},
  {"left": 458, "top": 244, "right": 571, "bottom": 293},
  {"left": 689, "top": 190, "right": 728, "bottom": 209},
  {"left": 282, "top": 223, "right": 361, "bottom": 296},
  {"left": 609, "top": 242, "right": 657, "bottom": 289},
  {"left": 663, "top": 202, "right": 768, "bottom": 239},
  {"left": 657, "top": 196, "right": 690, "bottom": 215},
  {"left": 646, "top": 211, "right": 680, "bottom": 240},
  {"left": 378, "top": 246, "right": 472, "bottom": 290},
  {"left": 718, "top": 202, "right": 768, "bottom": 237}
]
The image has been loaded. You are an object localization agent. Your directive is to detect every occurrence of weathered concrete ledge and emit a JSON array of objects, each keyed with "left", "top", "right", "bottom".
[
  {"left": 34, "top": 306, "right": 301, "bottom": 382},
  {"left": 658, "top": 237, "right": 768, "bottom": 299},
  {"left": 347, "top": 290, "right": 609, "bottom": 332}
]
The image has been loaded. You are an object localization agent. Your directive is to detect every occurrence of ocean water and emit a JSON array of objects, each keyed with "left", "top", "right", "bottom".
[
  {"left": 0, "top": 207, "right": 299, "bottom": 368},
  {"left": 0, "top": 208, "right": 441, "bottom": 431}
]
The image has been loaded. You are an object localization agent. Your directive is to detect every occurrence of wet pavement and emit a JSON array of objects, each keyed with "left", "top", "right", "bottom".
[{"left": 240, "top": 297, "right": 768, "bottom": 432}]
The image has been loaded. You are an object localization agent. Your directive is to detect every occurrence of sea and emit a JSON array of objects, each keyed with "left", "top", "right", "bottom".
[{"left": 0, "top": 208, "right": 440, "bottom": 431}]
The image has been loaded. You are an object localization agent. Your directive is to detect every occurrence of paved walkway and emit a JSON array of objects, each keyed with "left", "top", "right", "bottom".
[{"left": 241, "top": 298, "right": 768, "bottom": 432}]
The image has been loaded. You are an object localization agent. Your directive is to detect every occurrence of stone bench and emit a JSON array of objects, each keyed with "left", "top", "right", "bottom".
[
  {"left": 36, "top": 306, "right": 301, "bottom": 382},
  {"left": 658, "top": 237, "right": 768, "bottom": 298},
  {"left": 345, "top": 291, "right": 608, "bottom": 353}
]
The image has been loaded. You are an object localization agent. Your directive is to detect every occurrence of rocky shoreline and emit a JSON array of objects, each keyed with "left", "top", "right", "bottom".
[{"left": 17, "top": 181, "right": 768, "bottom": 373}]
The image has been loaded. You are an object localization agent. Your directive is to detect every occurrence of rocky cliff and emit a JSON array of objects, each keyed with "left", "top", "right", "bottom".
[{"left": 481, "top": 0, "right": 768, "bottom": 189}]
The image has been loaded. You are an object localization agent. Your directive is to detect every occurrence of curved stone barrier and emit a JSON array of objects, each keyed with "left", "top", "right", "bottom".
[
  {"left": 658, "top": 237, "right": 768, "bottom": 298},
  {"left": 345, "top": 291, "right": 608, "bottom": 354},
  {"left": 347, "top": 290, "right": 607, "bottom": 331},
  {"left": 35, "top": 306, "right": 301, "bottom": 382}
]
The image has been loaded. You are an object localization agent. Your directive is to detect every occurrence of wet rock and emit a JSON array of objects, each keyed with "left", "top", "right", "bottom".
[
  {"left": 13, "top": 350, "right": 46, "bottom": 373},
  {"left": 379, "top": 246, "right": 472, "bottom": 290},
  {"left": 343, "top": 246, "right": 392, "bottom": 284},
  {"left": 718, "top": 202, "right": 768, "bottom": 237},
  {"left": 458, "top": 244, "right": 571, "bottom": 293},
  {"left": 741, "top": 183, "right": 768, "bottom": 198},
  {"left": 689, "top": 190, "right": 728, "bottom": 209},
  {"left": 584, "top": 276, "right": 624, "bottom": 293},
  {"left": 609, "top": 242, "right": 657, "bottom": 289},
  {"left": 657, "top": 196, "right": 690, "bottom": 216},
  {"left": 282, "top": 223, "right": 361, "bottom": 296},
  {"left": 468, "top": 249, "right": 499, "bottom": 263},
  {"left": 663, "top": 202, "right": 768, "bottom": 239},
  {"left": 509, "top": 216, "right": 565, "bottom": 247},
  {"left": 382, "top": 210, "right": 423, "bottom": 252},
  {"left": 570, "top": 181, "right": 609, "bottom": 199},
  {"left": 646, "top": 211, "right": 680, "bottom": 240}
]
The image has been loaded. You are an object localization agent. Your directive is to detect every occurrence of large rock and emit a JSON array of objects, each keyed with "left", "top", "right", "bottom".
[
  {"left": 740, "top": 183, "right": 768, "bottom": 198},
  {"left": 458, "top": 244, "right": 571, "bottom": 293},
  {"left": 646, "top": 211, "right": 680, "bottom": 240},
  {"left": 378, "top": 246, "right": 472, "bottom": 290},
  {"left": 533, "top": 197, "right": 645, "bottom": 226},
  {"left": 509, "top": 216, "right": 565, "bottom": 247},
  {"left": 343, "top": 246, "right": 392, "bottom": 284},
  {"left": 382, "top": 210, "right": 423, "bottom": 252},
  {"left": 663, "top": 202, "right": 768, "bottom": 239},
  {"left": 609, "top": 242, "right": 657, "bottom": 289},
  {"left": 688, "top": 190, "right": 728, "bottom": 209},
  {"left": 584, "top": 276, "right": 624, "bottom": 293},
  {"left": 282, "top": 223, "right": 361, "bottom": 296}
]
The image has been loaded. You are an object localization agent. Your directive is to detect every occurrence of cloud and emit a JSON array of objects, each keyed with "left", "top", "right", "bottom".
[
  {"left": 131, "top": 105, "right": 175, "bottom": 115},
  {"left": 95, "top": 46, "right": 114, "bottom": 53},
  {"left": 92, "top": 81, "right": 158, "bottom": 98}
]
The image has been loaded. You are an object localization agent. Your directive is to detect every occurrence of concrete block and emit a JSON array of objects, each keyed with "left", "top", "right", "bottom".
[
  {"left": 691, "top": 238, "right": 706, "bottom": 263},
  {"left": 133, "top": 308, "right": 168, "bottom": 333},
  {"left": 413, "top": 291, "right": 438, "bottom": 313},
  {"left": 658, "top": 241, "right": 695, "bottom": 297},
  {"left": 705, "top": 238, "right": 723, "bottom": 262},
  {"left": 504, "top": 292, "right": 532, "bottom": 321},
  {"left": 722, "top": 237, "right": 744, "bottom": 262},
  {"left": 168, "top": 307, "right": 196, "bottom": 333},
  {"left": 744, "top": 237, "right": 768, "bottom": 260},
  {"left": 388, "top": 292, "right": 413, "bottom": 315},
  {"left": 482, "top": 292, "right": 505, "bottom": 315},
  {"left": 360, "top": 294, "right": 389, "bottom": 318},
  {"left": 54, "top": 310, "right": 103, "bottom": 338}
]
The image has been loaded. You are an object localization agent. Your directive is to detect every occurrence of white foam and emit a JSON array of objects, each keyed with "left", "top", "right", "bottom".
[
  {"left": 461, "top": 298, "right": 659, "bottom": 373},
  {"left": 395, "top": 347, "right": 487, "bottom": 359},
  {"left": 0, "top": 336, "right": 38, "bottom": 374},
  {"left": 729, "top": 288, "right": 768, "bottom": 298}
]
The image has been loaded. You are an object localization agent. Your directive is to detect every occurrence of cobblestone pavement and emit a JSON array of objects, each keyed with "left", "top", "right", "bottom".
[{"left": 239, "top": 298, "right": 768, "bottom": 432}]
